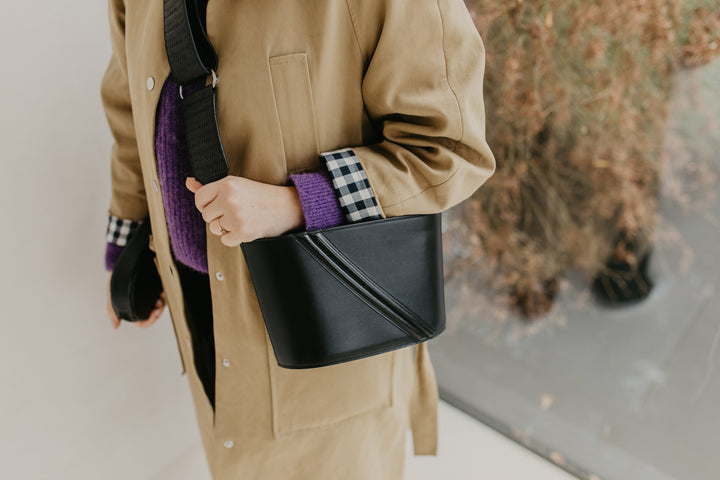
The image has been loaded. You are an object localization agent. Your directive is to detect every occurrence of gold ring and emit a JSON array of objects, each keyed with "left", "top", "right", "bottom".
[{"left": 216, "top": 217, "right": 228, "bottom": 235}]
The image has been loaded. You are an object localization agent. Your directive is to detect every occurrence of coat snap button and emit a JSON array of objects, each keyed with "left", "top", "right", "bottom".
[
  {"left": 224, "top": 440, "right": 234, "bottom": 448},
  {"left": 216, "top": 272, "right": 224, "bottom": 281},
  {"left": 146, "top": 76, "right": 155, "bottom": 91},
  {"left": 222, "top": 358, "right": 230, "bottom": 367}
]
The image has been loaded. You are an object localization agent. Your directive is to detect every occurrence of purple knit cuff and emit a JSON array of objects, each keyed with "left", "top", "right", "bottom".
[
  {"left": 288, "top": 170, "right": 345, "bottom": 231},
  {"left": 105, "top": 243, "right": 124, "bottom": 271}
]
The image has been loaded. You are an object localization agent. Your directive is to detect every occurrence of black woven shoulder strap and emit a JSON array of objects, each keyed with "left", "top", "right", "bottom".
[{"left": 163, "top": 0, "right": 228, "bottom": 184}]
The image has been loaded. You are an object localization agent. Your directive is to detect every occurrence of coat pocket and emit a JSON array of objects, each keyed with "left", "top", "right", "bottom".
[
  {"left": 265, "top": 330, "right": 396, "bottom": 436},
  {"left": 269, "top": 52, "right": 321, "bottom": 173}
]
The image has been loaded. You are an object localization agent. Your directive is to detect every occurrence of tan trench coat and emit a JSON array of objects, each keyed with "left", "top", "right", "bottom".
[{"left": 102, "top": 0, "right": 495, "bottom": 478}]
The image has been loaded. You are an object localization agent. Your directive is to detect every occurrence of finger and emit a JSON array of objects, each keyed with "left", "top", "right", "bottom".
[
  {"left": 201, "top": 203, "right": 224, "bottom": 224},
  {"left": 150, "top": 296, "right": 166, "bottom": 316},
  {"left": 107, "top": 275, "right": 121, "bottom": 330},
  {"left": 187, "top": 178, "right": 220, "bottom": 212},
  {"left": 195, "top": 187, "right": 219, "bottom": 212},
  {"left": 107, "top": 300, "right": 121, "bottom": 330},
  {"left": 208, "top": 218, "right": 220, "bottom": 236},
  {"left": 185, "top": 177, "right": 203, "bottom": 193},
  {"left": 154, "top": 295, "right": 166, "bottom": 311},
  {"left": 208, "top": 216, "right": 229, "bottom": 236},
  {"left": 220, "top": 229, "right": 244, "bottom": 247},
  {"left": 135, "top": 296, "right": 166, "bottom": 328},
  {"left": 136, "top": 306, "right": 163, "bottom": 328},
  {"left": 136, "top": 317, "right": 156, "bottom": 328}
]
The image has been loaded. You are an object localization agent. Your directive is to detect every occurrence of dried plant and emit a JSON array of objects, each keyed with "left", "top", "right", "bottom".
[
  {"left": 678, "top": 2, "right": 720, "bottom": 67},
  {"left": 446, "top": 0, "right": 720, "bottom": 319}
]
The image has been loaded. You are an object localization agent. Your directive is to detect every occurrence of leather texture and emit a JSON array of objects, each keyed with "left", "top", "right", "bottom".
[
  {"left": 241, "top": 214, "right": 446, "bottom": 369},
  {"left": 110, "top": 218, "right": 164, "bottom": 322}
]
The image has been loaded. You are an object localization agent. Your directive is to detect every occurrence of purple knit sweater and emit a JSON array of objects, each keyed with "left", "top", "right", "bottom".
[{"left": 106, "top": 76, "right": 344, "bottom": 273}]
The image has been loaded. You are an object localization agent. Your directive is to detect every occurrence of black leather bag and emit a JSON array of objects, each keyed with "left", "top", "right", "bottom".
[
  {"left": 109, "top": 218, "right": 163, "bottom": 322},
  {"left": 241, "top": 214, "right": 446, "bottom": 369}
]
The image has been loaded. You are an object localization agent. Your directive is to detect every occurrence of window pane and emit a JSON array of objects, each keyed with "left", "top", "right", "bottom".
[{"left": 437, "top": 3, "right": 720, "bottom": 479}]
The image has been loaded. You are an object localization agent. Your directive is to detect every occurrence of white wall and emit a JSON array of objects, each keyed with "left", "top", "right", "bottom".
[{"left": 0, "top": 2, "right": 205, "bottom": 478}]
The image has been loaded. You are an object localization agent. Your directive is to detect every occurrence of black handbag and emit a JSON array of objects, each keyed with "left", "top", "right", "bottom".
[
  {"left": 109, "top": 0, "right": 446, "bottom": 366},
  {"left": 241, "top": 214, "right": 446, "bottom": 368},
  {"left": 109, "top": 217, "right": 163, "bottom": 322}
]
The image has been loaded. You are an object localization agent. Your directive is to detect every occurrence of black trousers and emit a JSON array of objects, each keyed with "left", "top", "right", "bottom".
[{"left": 175, "top": 261, "right": 216, "bottom": 410}]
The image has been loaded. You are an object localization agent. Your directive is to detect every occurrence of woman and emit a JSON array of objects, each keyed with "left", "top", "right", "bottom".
[{"left": 102, "top": 0, "right": 495, "bottom": 478}]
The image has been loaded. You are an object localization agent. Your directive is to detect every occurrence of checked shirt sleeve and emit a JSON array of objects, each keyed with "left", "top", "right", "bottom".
[
  {"left": 320, "top": 148, "right": 384, "bottom": 222},
  {"left": 104, "top": 213, "right": 143, "bottom": 271}
]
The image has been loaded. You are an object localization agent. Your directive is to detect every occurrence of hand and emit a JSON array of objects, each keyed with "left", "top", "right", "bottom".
[
  {"left": 106, "top": 273, "right": 166, "bottom": 329},
  {"left": 186, "top": 175, "right": 304, "bottom": 247}
]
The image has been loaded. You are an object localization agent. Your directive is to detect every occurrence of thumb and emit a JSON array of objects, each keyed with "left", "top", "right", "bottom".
[{"left": 186, "top": 177, "right": 202, "bottom": 193}]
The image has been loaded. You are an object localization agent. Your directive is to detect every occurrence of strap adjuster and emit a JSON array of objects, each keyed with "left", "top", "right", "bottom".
[{"left": 179, "top": 69, "right": 219, "bottom": 100}]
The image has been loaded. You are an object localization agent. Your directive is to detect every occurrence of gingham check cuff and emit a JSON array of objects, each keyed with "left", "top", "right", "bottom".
[
  {"left": 105, "top": 213, "right": 143, "bottom": 247},
  {"left": 320, "top": 148, "right": 383, "bottom": 222}
]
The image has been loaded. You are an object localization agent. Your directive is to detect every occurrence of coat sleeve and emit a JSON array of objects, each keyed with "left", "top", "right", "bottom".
[
  {"left": 102, "top": 0, "right": 148, "bottom": 228},
  {"left": 101, "top": 0, "right": 148, "bottom": 270},
  {"left": 323, "top": 0, "right": 496, "bottom": 218}
]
